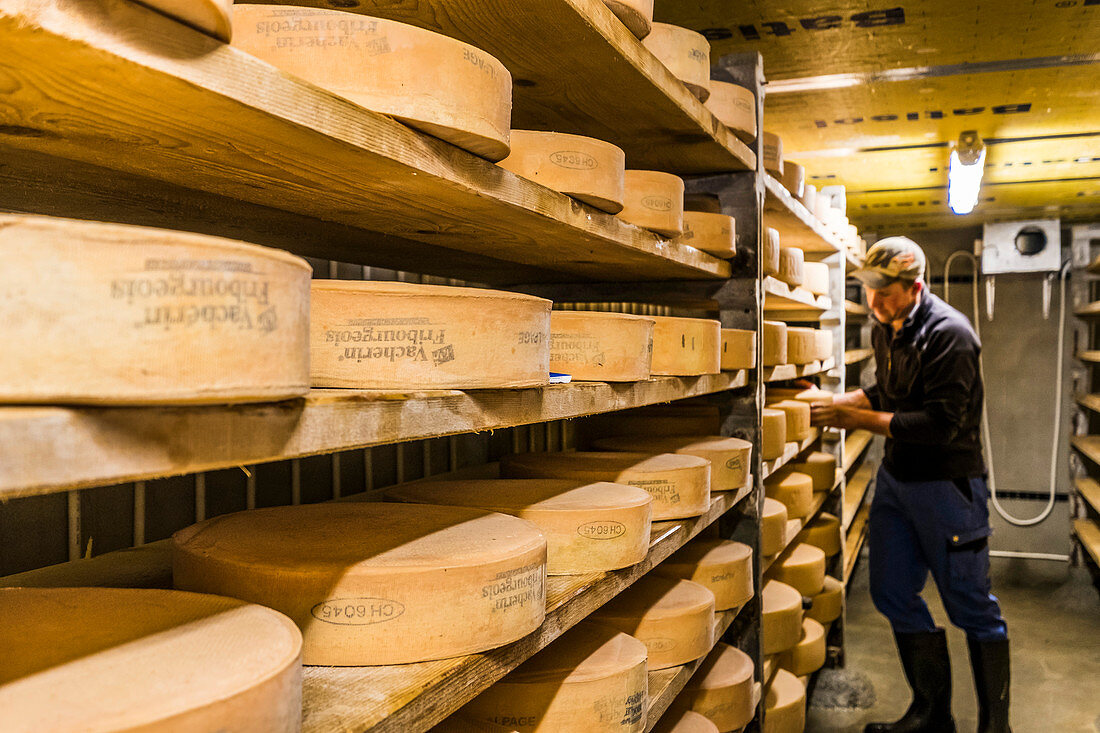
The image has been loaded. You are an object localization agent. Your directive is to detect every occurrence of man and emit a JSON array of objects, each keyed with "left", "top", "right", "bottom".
[{"left": 811, "top": 237, "right": 1010, "bottom": 733}]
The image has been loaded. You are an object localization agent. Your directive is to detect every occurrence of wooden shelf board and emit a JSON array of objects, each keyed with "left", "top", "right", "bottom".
[
  {"left": 844, "top": 300, "right": 870, "bottom": 319},
  {"left": 1071, "top": 435, "right": 1100, "bottom": 469},
  {"left": 1076, "top": 477, "right": 1100, "bottom": 516},
  {"left": 763, "top": 277, "right": 832, "bottom": 319},
  {"left": 844, "top": 348, "right": 874, "bottom": 366},
  {"left": 762, "top": 429, "right": 822, "bottom": 480},
  {"left": 842, "top": 430, "right": 874, "bottom": 474},
  {"left": 762, "top": 175, "right": 842, "bottom": 255},
  {"left": 1073, "top": 518, "right": 1100, "bottom": 568},
  {"left": 0, "top": 1, "right": 730, "bottom": 284},
  {"left": 1076, "top": 394, "right": 1100, "bottom": 414},
  {"left": 1077, "top": 351, "right": 1100, "bottom": 364},
  {"left": 843, "top": 463, "right": 875, "bottom": 532},
  {"left": 763, "top": 357, "right": 836, "bottom": 383},
  {"left": 1086, "top": 255, "right": 1100, "bottom": 275},
  {"left": 1075, "top": 301, "right": 1100, "bottom": 318},
  {"left": 843, "top": 502, "right": 872, "bottom": 586}
]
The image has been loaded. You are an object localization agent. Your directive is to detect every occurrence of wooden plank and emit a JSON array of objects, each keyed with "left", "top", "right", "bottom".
[
  {"left": 763, "top": 277, "right": 831, "bottom": 318},
  {"left": 844, "top": 348, "right": 874, "bottom": 366},
  {"left": 763, "top": 358, "right": 835, "bottom": 383},
  {"left": 845, "top": 301, "right": 870, "bottom": 319},
  {"left": 1077, "top": 351, "right": 1100, "bottom": 364},
  {"left": 0, "top": 540, "right": 173, "bottom": 589},
  {"left": 842, "top": 430, "right": 874, "bottom": 473},
  {"left": 1071, "top": 435, "right": 1100, "bottom": 469},
  {"left": 761, "top": 175, "right": 841, "bottom": 255},
  {"left": 1073, "top": 518, "right": 1100, "bottom": 568},
  {"left": 762, "top": 429, "right": 821, "bottom": 480},
  {"left": 1075, "top": 301, "right": 1100, "bottom": 318},
  {"left": 843, "top": 502, "right": 872, "bottom": 586},
  {"left": 1076, "top": 394, "right": 1100, "bottom": 414},
  {"left": 843, "top": 464, "right": 875, "bottom": 532},
  {"left": 0, "top": 0, "right": 729, "bottom": 283},
  {"left": 0, "top": 371, "right": 747, "bottom": 500},
  {"left": 1075, "top": 477, "right": 1100, "bottom": 516}
]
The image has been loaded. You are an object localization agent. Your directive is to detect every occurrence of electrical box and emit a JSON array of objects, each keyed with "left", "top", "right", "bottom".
[{"left": 981, "top": 219, "right": 1061, "bottom": 274}]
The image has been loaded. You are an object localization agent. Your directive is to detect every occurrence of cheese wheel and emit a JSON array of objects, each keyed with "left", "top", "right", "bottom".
[
  {"left": 761, "top": 408, "right": 787, "bottom": 461},
  {"left": 801, "top": 183, "right": 817, "bottom": 212},
  {"left": 762, "top": 320, "right": 788, "bottom": 367},
  {"left": 779, "top": 618, "right": 826, "bottom": 677},
  {"left": 705, "top": 80, "right": 756, "bottom": 143},
  {"left": 231, "top": 6, "right": 511, "bottom": 160},
  {"left": 643, "top": 23, "right": 711, "bottom": 101},
  {"left": 500, "top": 452, "right": 710, "bottom": 520},
  {"left": 780, "top": 162, "right": 805, "bottom": 199},
  {"left": 761, "top": 581, "right": 803, "bottom": 655},
  {"left": 771, "top": 543, "right": 826, "bottom": 596},
  {"left": 590, "top": 435, "right": 751, "bottom": 492},
  {"left": 765, "top": 470, "right": 814, "bottom": 519},
  {"left": 657, "top": 539, "right": 753, "bottom": 610},
  {"left": 461, "top": 622, "right": 648, "bottom": 732},
  {"left": 803, "top": 261, "right": 830, "bottom": 296},
  {"left": 786, "top": 327, "right": 817, "bottom": 365},
  {"left": 145, "top": 0, "right": 232, "bottom": 41},
  {"left": 761, "top": 498, "right": 789, "bottom": 557},
  {"left": 767, "top": 386, "right": 833, "bottom": 407},
  {"left": 582, "top": 406, "right": 721, "bottom": 440},
  {"left": 172, "top": 503, "right": 547, "bottom": 665},
  {"left": 807, "top": 575, "right": 844, "bottom": 624},
  {"left": 652, "top": 709, "right": 720, "bottom": 733},
  {"left": 671, "top": 643, "right": 755, "bottom": 731},
  {"left": 0, "top": 588, "right": 301, "bottom": 732},
  {"left": 602, "top": 0, "right": 654, "bottom": 38},
  {"left": 762, "top": 132, "right": 783, "bottom": 177},
  {"left": 814, "top": 195, "right": 831, "bottom": 222},
  {"left": 790, "top": 452, "right": 837, "bottom": 492},
  {"left": 762, "top": 227, "right": 781, "bottom": 276},
  {"left": 763, "top": 669, "right": 806, "bottom": 733},
  {"left": 310, "top": 281, "right": 550, "bottom": 389},
  {"left": 592, "top": 576, "right": 715, "bottom": 670},
  {"left": 386, "top": 479, "right": 652, "bottom": 574},
  {"left": 499, "top": 131, "right": 627, "bottom": 213},
  {"left": 721, "top": 328, "right": 755, "bottom": 370},
  {"left": 0, "top": 214, "right": 310, "bottom": 405},
  {"left": 801, "top": 513, "right": 842, "bottom": 557},
  {"left": 770, "top": 400, "right": 811, "bottom": 442},
  {"left": 814, "top": 329, "right": 834, "bottom": 361},
  {"left": 777, "top": 246, "right": 804, "bottom": 287},
  {"left": 620, "top": 170, "right": 686, "bottom": 237},
  {"left": 550, "top": 311, "right": 654, "bottom": 382},
  {"left": 650, "top": 316, "right": 722, "bottom": 376},
  {"left": 680, "top": 212, "right": 736, "bottom": 258}
]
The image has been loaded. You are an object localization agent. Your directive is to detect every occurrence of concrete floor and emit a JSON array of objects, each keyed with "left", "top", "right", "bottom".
[{"left": 807, "top": 553, "right": 1100, "bottom": 732}]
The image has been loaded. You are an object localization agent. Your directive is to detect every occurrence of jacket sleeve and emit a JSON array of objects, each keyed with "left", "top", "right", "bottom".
[{"left": 888, "top": 325, "right": 978, "bottom": 444}]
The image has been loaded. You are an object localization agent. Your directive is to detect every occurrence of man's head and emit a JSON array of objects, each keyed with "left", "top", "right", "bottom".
[{"left": 854, "top": 237, "right": 927, "bottom": 326}]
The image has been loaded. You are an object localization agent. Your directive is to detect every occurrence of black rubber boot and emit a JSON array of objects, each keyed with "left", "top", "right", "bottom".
[
  {"left": 967, "top": 636, "right": 1011, "bottom": 733},
  {"left": 864, "top": 629, "right": 956, "bottom": 732}
]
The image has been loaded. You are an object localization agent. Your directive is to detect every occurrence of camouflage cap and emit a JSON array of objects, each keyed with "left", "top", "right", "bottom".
[{"left": 853, "top": 236, "right": 926, "bottom": 289}]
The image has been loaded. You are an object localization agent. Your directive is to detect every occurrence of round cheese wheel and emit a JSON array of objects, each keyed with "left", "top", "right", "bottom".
[
  {"left": 602, "top": 0, "right": 654, "bottom": 39},
  {"left": 762, "top": 132, "right": 783, "bottom": 177},
  {"left": 592, "top": 576, "right": 715, "bottom": 670},
  {"left": 762, "top": 227, "right": 781, "bottom": 276},
  {"left": 501, "top": 452, "right": 711, "bottom": 520},
  {"left": 813, "top": 195, "right": 831, "bottom": 222},
  {"left": 779, "top": 618, "right": 826, "bottom": 677},
  {"left": 789, "top": 452, "right": 837, "bottom": 492},
  {"left": 786, "top": 327, "right": 818, "bottom": 365},
  {"left": 0, "top": 215, "right": 310, "bottom": 405},
  {"left": 657, "top": 539, "right": 753, "bottom": 610},
  {"left": 771, "top": 543, "right": 826, "bottom": 597},
  {"left": 650, "top": 316, "right": 722, "bottom": 376},
  {"left": 762, "top": 321, "right": 788, "bottom": 367},
  {"left": 814, "top": 329, "right": 834, "bottom": 361},
  {"left": 807, "top": 575, "right": 844, "bottom": 624},
  {"left": 705, "top": 80, "right": 756, "bottom": 143},
  {"left": 231, "top": 6, "right": 512, "bottom": 160},
  {"left": 590, "top": 435, "right": 751, "bottom": 492},
  {"left": 761, "top": 498, "right": 789, "bottom": 557},
  {"left": 767, "top": 386, "right": 833, "bottom": 407},
  {"left": 672, "top": 642, "right": 755, "bottom": 731},
  {"left": 310, "top": 281, "right": 550, "bottom": 389},
  {"left": 172, "top": 503, "right": 547, "bottom": 665},
  {"left": 583, "top": 406, "right": 721, "bottom": 439},
  {"left": 146, "top": 0, "right": 232, "bottom": 41},
  {"left": 778, "top": 247, "right": 804, "bottom": 287},
  {"left": 386, "top": 479, "right": 652, "bottom": 575},
  {"left": 652, "top": 709, "right": 720, "bottom": 733},
  {"left": 765, "top": 470, "right": 814, "bottom": 519},
  {"left": 721, "top": 328, "right": 756, "bottom": 370},
  {"left": 461, "top": 622, "right": 648, "bottom": 732},
  {"left": 0, "top": 588, "right": 302, "bottom": 732},
  {"left": 763, "top": 669, "right": 806, "bottom": 733},
  {"left": 803, "top": 262, "right": 830, "bottom": 297},
  {"left": 761, "top": 408, "right": 788, "bottom": 461},
  {"left": 761, "top": 581, "right": 803, "bottom": 655},
  {"left": 620, "top": 170, "right": 686, "bottom": 237},
  {"left": 681, "top": 212, "right": 736, "bottom": 258},
  {"left": 801, "top": 184, "right": 817, "bottom": 211},
  {"left": 780, "top": 162, "right": 805, "bottom": 199},
  {"left": 550, "top": 311, "right": 654, "bottom": 382},
  {"left": 801, "top": 513, "right": 841, "bottom": 557},
  {"left": 499, "top": 131, "right": 626, "bottom": 213},
  {"left": 643, "top": 23, "right": 711, "bottom": 101},
  {"left": 770, "top": 400, "right": 811, "bottom": 443}
]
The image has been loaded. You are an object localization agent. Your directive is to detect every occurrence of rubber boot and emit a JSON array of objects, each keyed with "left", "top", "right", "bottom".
[
  {"left": 864, "top": 629, "right": 956, "bottom": 732},
  {"left": 967, "top": 636, "right": 1011, "bottom": 733}
]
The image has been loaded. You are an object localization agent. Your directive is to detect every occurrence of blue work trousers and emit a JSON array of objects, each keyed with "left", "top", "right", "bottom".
[{"left": 868, "top": 466, "right": 1007, "bottom": 642}]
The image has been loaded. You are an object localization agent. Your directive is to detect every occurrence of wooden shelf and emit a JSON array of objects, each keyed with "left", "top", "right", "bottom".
[
  {"left": 763, "top": 277, "right": 832, "bottom": 320},
  {"left": 1073, "top": 518, "right": 1100, "bottom": 568},
  {"left": 762, "top": 429, "right": 822, "bottom": 480},
  {"left": 1077, "top": 351, "right": 1100, "bottom": 364},
  {"left": 844, "top": 348, "right": 874, "bottom": 366},
  {"left": 843, "top": 463, "right": 875, "bottom": 532},
  {"left": 843, "top": 502, "right": 872, "bottom": 586},
  {"left": 844, "top": 301, "right": 870, "bottom": 319},
  {"left": 0, "top": 372, "right": 748, "bottom": 500},
  {"left": 763, "top": 357, "right": 836, "bottom": 383},
  {"left": 1076, "top": 477, "right": 1100, "bottom": 516},
  {"left": 762, "top": 175, "right": 842, "bottom": 256},
  {"left": 1075, "top": 301, "right": 1100, "bottom": 318},
  {"left": 842, "top": 430, "right": 875, "bottom": 473},
  {"left": 0, "top": 1, "right": 730, "bottom": 285},
  {"left": 1071, "top": 435, "right": 1100, "bottom": 468},
  {"left": 1078, "top": 394, "right": 1100, "bottom": 414}
]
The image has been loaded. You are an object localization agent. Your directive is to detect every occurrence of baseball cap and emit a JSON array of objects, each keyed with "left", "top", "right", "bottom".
[{"left": 853, "top": 236, "right": 926, "bottom": 289}]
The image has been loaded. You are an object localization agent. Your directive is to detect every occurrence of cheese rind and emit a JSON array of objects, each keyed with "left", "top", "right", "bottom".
[
  {"left": 550, "top": 311, "right": 654, "bottom": 382},
  {"left": 145, "top": 0, "right": 233, "bottom": 41},
  {"left": 762, "top": 581, "right": 803, "bottom": 655},
  {"left": 602, "top": 0, "right": 654, "bottom": 38},
  {"left": 172, "top": 503, "right": 547, "bottom": 665},
  {"left": 765, "top": 470, "right": 814, "bottom": 519},
  {"left": 800, "top": 513, "right": 842, "bottom": 557},
  {"left": 705, "top": 81, "right": 756, "bottom": 143},
  {"left": 762, "top": 227, "right": 781, "bottom": 276},
  {"left": 786, "top": 327, "right": 818, "bottom": 365},
  {"left": 771, "top": 543, "right": 827, "bottom": 597},
  {"left": 780, "top": 162, "right": 805, "bottom": 199},
  {"left": 763, "top": 669, "right": 806, "bottom": 733},
  {"left": 779, "top": 618, "right": 826, "bottom": 677},
  {"left": 670, "top": 643, "right": 755, "bottom": 731},
  {"left": 762, "top": 132, "right": 783, "bottom": 177},
  {"left": 679, "top": 212, "right": 736, "bottom": 258},
  {"left": 620, "top": 170, "right": 686, "bottom": 237},
  {"left": 643, "top": 23, "right": 711, "bottom": 101},
  {"left": 650, "top": 316, "right": 722, "bottom": 376},
  {"left": 789, "top": 452, "right": 837, "bottom": 492},
  {"left": 652, "top": 709, "right": 720, "bottom": 733},
  {"left": 770, "top": 400, "right": 811, "bottom": 443},
  {"left": 801, "top": 184, "right": 817, "bottom": 213},
  {"left": 760, "top": 498, "right": 789, "bottom": 557},
  {"left": 767, "top": 386, "right": 833, "bottom": 407},
  {"left": 762, "top": 320, "right": 788, "bottom": 367},
  {"left": 803, "top": 262, "right": 830, "bottom": 296},
  {"left": 721, "top": 329, "right": 756, "bottom": 371},
  {"left": 814, "top": 329, "right": 834, "bottom": 361},
  {"left": 499, "top": 131, "right": 627, "bottom": 214},
  {"left": 807, "top": 575, "right": 844, "bottom": 624},
  {"left": 590, "top": 435, "right": 751, "bottom": 492},
  {"left": 778, "top": 247, "right": 804, "bottom": 287},
  {"left": 761, "top": 408, "right": 788, "bottom": 461},
  {"left": 657, "top": 539, "right": 753, "bottom": 610}
]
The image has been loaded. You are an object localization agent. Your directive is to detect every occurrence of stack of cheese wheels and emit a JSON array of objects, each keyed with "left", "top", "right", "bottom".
[
  {"left": 643, "top": 23, "right": 711, "bottom": 101},
  {"left": 800, "top": 512, "right": 842, "bottom": 557},
  {"left": 762, "top": 321, "right": 788, "bottom": 367},
  {"left": 770, "top": 400, "right": 811, "bottom": 442},
  {"left": 764, "top": 669, "right": 806, "bottom": 733},
  {"left": 801, "top": 183, "right": 818, "bottom": 213},
  {"left": 650, "top": 316, "right": 722, "bottom": 375},
  {"left": 768, "top": 385, "right": 833, "bottom": 406},
  {"left": 592, "top": 575, "right": 715, "bottom": 669},
  {"left": 680, "top": 212, "right": 736, "bottom": 258},
  {"left": 460, "top": 621, "right": 648, "bottom": 733},
  {"left": 231, "top": 6, "right": 511, "bottom": 160},
  {"left": 0, "top": 588, "right": 302, "bottom": 732},
  {"left": 146, "top": 0, "right": 233, "bottom": 41},
  {"left": 803, "top": 262, "right": 830, "bottom": 297},
  {"left": 762, "top": 132, "right": 783, "bottom": 177},
  {"left": 549, "top": 311, "right": 654, "bottom": 382},
  {"left": 581, "top": 404, "right": 721, "bottom": 441},
  {"left": 781, "top": 161, "right": 805, "bottom": 199},
  {"left": 705, "top": 80, "right": 756, "bottom": 143},
  {"left": 807, "top": 575, "right": 844, "bottom": 624},
  {"left": 762, "top": 227, "right": 781, "bottom": 276},
  {"left": 172, "top": 503, "right": 547, "bottom": 665},
  {"left": 761, "top": 498, "right": 790, "bottom": 556},
  {"left": 499, "top": 131, "right": 627, "bottom": 213},
  {"left": 385, "top": 479, "right": 652, "bottom": 574},
  {"left": 500, "top": 452, "right": 710, "bottom": 520},
  {"left": 761, "top": 407, "right": 788, "bottom": 460},
  {"left": 814, "top": 329, "right": 834, "bottom": 361},
  {"left": 777, "top": 247, "right": 804, "bottom": 287},
  {"left": 602, "top": 0, "right": 654, "bottom": 38},
  {"left": 761, "top": 581, "right": 803, "bottom": 655},
  {"left": 590, "top": 434, "right": 752, "bottom": 492},
  {"left": 0, "top": 215, "right": 311, "bottom": 405},
  {"left": 786, "top": 327, "right": 818, "bottom": 365},
  {"left": 780, "top": 618, "right": 826, "bottom": 677},
  {"left": 771, "top": 543, "right": 826, "bottom": 596},
  {"left": 310, "top": 281, "right": 550, "bottom": 389},
  {"left": 789, "top": 452, "right": 837, "bottom": 492},
  {"left": 721, "top": 328, "right": 755, "bottom": 370},
  {"left": 669, "top": 643, "right": 755, "bottom": 731},
  {"left": 657, "top": 539, "right": 753, "bottom": 610},
  {"left": 653, "top": 709, "right": 720, "bottom": 733},
  {"left": 765, "top": 470, "right": 814, "bottom": 519},
  {"left": 620, "top": 170, "right": 685, "bottom": 237}
]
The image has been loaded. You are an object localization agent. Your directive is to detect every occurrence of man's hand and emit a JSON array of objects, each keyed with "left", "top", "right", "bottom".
[{"left": 810, "top": 403, "right": 893, "bottom": 436}]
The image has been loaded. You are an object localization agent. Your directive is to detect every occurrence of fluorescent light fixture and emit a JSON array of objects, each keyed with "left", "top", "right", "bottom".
[{"left": 948, "top": 131, "right": 986, "bottom": 215}]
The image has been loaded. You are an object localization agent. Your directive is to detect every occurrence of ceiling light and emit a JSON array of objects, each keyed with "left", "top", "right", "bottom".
[{"left": 948, "top": 130, "right": 986, "bottom": 215}]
